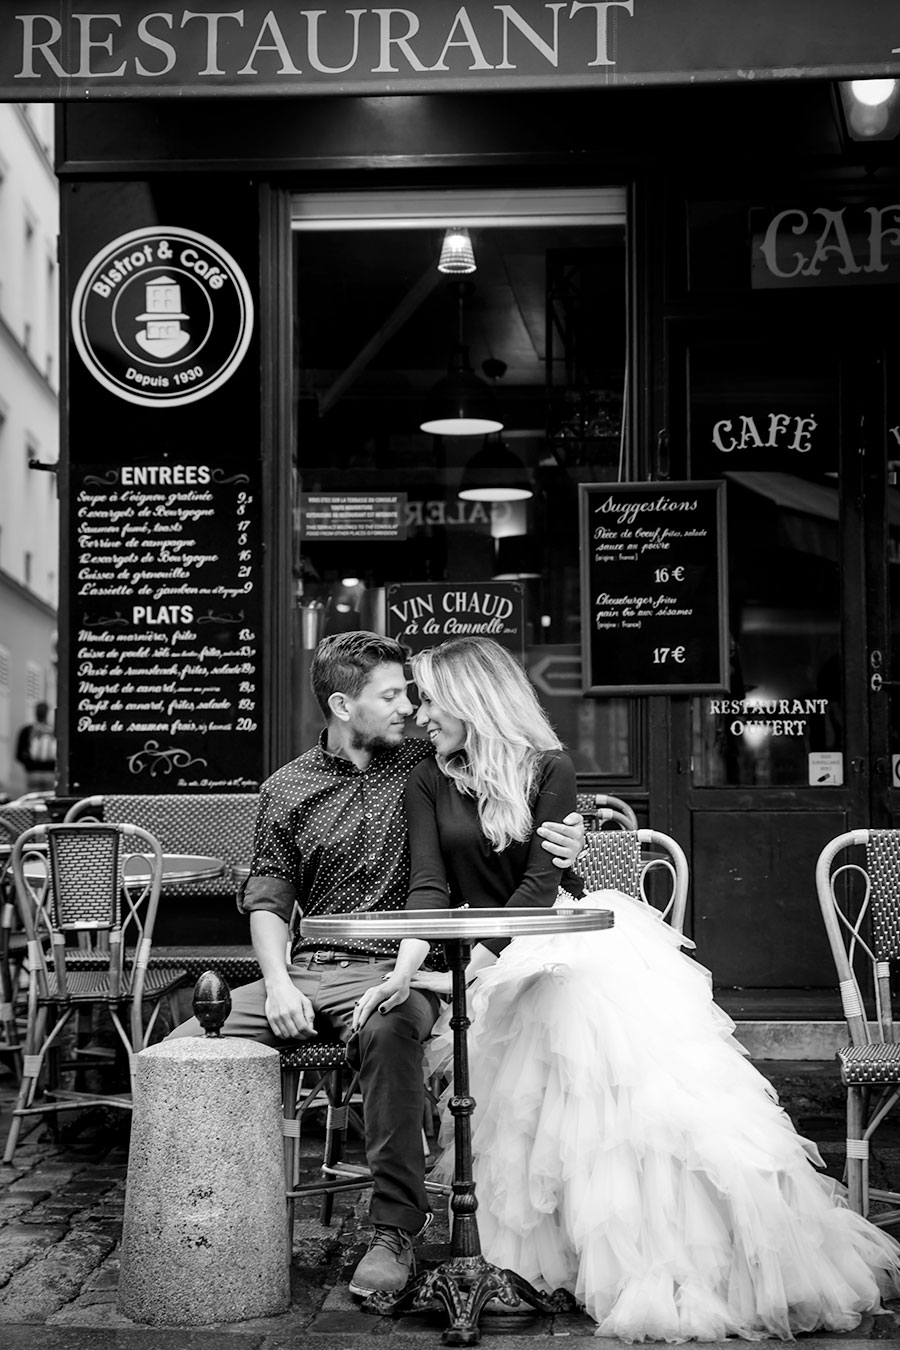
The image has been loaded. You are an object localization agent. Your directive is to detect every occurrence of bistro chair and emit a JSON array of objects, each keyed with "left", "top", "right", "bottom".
[
  {"left": 2, "top": 822, "right": 189, "bottom": 1164},
  {"left": 280, "top": 1040, "right": 367, "bottom": 1233},
  {"left": 578, "top": 827, "right": 689, "bottom": 932},
  {"left": 63, "top": 795, "right": 103, "bottom": 823},
  {"left": 576, "top": 791, "right": 639, "bottom": 832},
  {"left": 0, "top": 814, "right": 26, "bottom": 1077},
  {"left": 815, "top": 828, "right": 900, "bottom": 1224},
  {"left": 0, "top": 801, "right": 50, "bottom": 838}
]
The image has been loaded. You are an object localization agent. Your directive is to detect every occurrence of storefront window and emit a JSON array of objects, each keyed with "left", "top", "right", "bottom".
[
  {"left": 885, "top": 352, "right": 900, "bottom": 768},
  {"left": 289, "top": 190, "right": 630, "bottom": 775},
  {"left": 687, "top": 338, "right": 843, "bottom": 787}
]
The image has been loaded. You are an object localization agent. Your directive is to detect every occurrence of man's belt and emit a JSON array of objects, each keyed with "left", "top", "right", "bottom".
[{"left": 306, "top": 949, "right": 379, "bottom": 964}]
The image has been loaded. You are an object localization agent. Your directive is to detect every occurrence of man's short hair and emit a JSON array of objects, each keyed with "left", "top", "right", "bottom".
[{"left": 310, "top": 631, "right": 409, "bottom": 718}]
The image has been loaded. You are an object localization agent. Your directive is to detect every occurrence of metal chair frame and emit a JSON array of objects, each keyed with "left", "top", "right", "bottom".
[
  {"left": 3, "top": 822, "right": 188, "bottom": 1163},
  {"left": 0, "top": 816, "right": 25, "bottom": 1076},
  {"left": 578, "top": 827, "right": 689, "bottom": 932},
  {"left": 576, "top": 792, "right": 639, "bottom": 831},
  {"left": 816, "top": 828, "right": 900, "bottom": 1224},
  {"left": 280, "top": 1041, "right": 367, "bottom": 1231}
]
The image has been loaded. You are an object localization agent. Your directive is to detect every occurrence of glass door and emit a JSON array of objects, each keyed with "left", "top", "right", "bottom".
[
  {"left": 866, "top": 344, "right": 900, "bottom": 827},
  {"left": 668, "top": 323, "right": 870, "bottom": 988}
]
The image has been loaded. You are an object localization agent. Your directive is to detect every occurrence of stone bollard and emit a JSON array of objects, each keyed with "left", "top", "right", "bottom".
[{"left": 117, "top": 972, "right": 290, "bottom": 1325}]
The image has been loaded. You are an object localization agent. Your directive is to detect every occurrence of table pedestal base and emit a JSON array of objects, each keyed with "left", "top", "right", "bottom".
[{"left": 365, "top": 1256, "right": 576, "bottom": 1346}]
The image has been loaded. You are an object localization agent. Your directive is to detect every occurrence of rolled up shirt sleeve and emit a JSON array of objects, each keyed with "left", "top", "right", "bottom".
[
  {"left": 238, "top": 872, "right": 297, "bottom": 923},
  {"left": 236, "top": 785, "right": 300, "bottom": 925}
]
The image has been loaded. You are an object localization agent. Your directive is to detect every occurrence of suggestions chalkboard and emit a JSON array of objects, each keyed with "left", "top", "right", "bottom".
[
  {"left": 69, "top": 462, "right": 264, "bottom": 792},
  {"left": 579, "top": 481, "right": 729, "bottom": 695}
]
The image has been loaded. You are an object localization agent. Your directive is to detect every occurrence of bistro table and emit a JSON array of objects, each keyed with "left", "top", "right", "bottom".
[
  {"left": 300, "top": 905, "right": 614, "bottom": 1347},
  {"left": 12, "top": 847, "right": 226, "bottom": 887}
]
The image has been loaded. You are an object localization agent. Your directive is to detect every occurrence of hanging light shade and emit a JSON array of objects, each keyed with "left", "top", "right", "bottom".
[
  {"left": 459, "top": 440, "right": 533, "bottom": 502},
  {"left": 493, "top": 535, "right": 541, "bottom": 580},
  {"left": 420, "top": 279, "right": 504, "bottom": 436},
  {"left": 420, "top": 346, "right": 504, "bottom": 436},
  {"left": 437, "top": 226, "right": 476, "bottom": 274}
]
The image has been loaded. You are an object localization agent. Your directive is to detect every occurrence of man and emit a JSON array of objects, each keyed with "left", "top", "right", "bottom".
[
  {"left": 170, "top": 631, "right": 584, "bottom": 1297},
  {"left": 15, "top": 701, "right": 57, "bottom": 793}
]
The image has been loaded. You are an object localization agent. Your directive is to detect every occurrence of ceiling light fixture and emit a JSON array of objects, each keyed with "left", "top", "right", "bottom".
[
  {"left": 458, "top": 438, "right": 533, "bottom": 503},
  {"left": 437, "top": 225, "right": 476, "bottom": 274},
  {"left": 420, "top": 281, "right": 503, "bottom": 437},
  {"left": 838, "top": 78, "right": 900, "bottom": 140}
]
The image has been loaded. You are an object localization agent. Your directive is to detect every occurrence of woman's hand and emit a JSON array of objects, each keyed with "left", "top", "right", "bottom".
[
  {"left": 410, "top": 970, "right": 452, "bottom": 998},
  {"left": 538, "top": 810, "right": 585, "bottom": 868},
  {"left": 351, "top": 972, "right": 411, "bottom": 1031}
]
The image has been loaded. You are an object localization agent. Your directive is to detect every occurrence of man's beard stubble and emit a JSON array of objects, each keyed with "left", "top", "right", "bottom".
[{"left": 349, "top": 728, "right": 399, "bottom": 755}]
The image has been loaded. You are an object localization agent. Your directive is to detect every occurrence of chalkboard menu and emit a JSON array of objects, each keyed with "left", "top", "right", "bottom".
[
  {"left": 579, "top": 481, "right": 729, "bottom": 695},
  {"left": 68, "top": 461, "right": 264, "bottom": 792}
]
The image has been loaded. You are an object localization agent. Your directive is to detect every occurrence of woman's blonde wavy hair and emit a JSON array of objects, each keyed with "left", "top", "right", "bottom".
[{"left": 410, "top": 637, "right": 562, "bottom": 852}]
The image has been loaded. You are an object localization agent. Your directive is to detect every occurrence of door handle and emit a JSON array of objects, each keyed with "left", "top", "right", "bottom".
[{"left": 870, "top": 672, "right": 900, "bottom": 692}]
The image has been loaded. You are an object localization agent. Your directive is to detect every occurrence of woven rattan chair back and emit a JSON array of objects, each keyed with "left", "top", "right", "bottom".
[
  {"left": 0, "top": 804, "right": 47, "bottom": 840},
  {"left": 815, "top": 828, "right": 900, "bottom": 1223},
  {"left": 579, "top": 827, "right": 689, "bottom": 932},
  {"left": 0, "top": 815, "right": 19, "bottom": 844},
  {"left": 47, "top": 826, "right": 122, "bottom": 932},
  {"left": 95, "top": 793, "right": 258, "bottom": 899}
]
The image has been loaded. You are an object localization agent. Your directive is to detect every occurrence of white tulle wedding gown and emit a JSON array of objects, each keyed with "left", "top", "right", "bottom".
[{"left": 426, "top": 890, "right": 900, "bottom": 1342}]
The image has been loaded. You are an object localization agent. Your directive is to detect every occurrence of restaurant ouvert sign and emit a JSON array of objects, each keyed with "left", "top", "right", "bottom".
[{"left": 4, "top": 1, "right": 900, "bottom": 99}]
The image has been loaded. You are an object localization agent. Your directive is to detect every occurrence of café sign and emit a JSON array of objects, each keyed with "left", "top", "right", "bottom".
[
  {"left": 71, "top": 226, "right": 254, "bottom": 407},
  {"left": 752, "top": 204, "right": 900, "bottom": 289},
  {"left": 5, "top": 1, "right": 900, "bottom": 100}
]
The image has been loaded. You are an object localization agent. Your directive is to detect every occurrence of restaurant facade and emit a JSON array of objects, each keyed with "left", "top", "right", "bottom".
[{"left": 7, "top": 1, "right": 900, "bottom": 993}]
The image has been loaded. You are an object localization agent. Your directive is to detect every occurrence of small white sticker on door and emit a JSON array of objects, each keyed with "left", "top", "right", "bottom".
[{"left": 809, "top": 752, "right": 843, "bottom": 786}]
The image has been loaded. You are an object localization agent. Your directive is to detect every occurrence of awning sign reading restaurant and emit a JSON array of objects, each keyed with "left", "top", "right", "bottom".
[{"left": 5, "top": 2, "right": 900, "bottom": 100}]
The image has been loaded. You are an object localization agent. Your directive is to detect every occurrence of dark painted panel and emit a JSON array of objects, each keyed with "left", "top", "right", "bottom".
[
  {"left": 57, "top": 84, "right": 842, "bottom": 175},
  {"left": 692, "top": 809, "right": 847, "bottom": 987}
]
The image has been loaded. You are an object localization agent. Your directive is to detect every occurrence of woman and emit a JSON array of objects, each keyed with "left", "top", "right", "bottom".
[{"left": 353, "top": 636, "right": 900, "bottom": 1342}]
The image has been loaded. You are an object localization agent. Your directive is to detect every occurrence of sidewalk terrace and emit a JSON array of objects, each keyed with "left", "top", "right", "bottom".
[{"left": 2, "top": 1060, "right": 900, "bottom": 1347}]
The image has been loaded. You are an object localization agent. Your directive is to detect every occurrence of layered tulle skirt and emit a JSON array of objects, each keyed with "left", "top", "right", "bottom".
[{"left": 425, "top": 890, "right": 900, "bottom": 1341}]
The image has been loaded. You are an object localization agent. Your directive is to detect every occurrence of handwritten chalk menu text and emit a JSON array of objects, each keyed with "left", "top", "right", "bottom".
[
  {"left": 69, "top": 462, "right": 264, "bottom": 791},
  {"left": 579, "top": 481, "right": 729, "bottom": 695}
]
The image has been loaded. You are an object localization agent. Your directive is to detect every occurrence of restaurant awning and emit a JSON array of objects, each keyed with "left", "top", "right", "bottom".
[
  {"left": 725, "top": 470, "right": 900, "bottom": 564},
  {"left": 4, "top": 1, "right": 900, "bottom": 101}
]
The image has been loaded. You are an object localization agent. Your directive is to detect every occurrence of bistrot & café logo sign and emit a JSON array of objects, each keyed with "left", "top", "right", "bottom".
[{"left": 72, "top": 226, "right": 254, "bottom": 408}]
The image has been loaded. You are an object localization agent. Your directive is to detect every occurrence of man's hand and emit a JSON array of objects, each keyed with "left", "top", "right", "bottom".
[
  {"left": 264, "top": 979, "right": 316, "bottom": 1040},
  {"left": 352, "top": 972, "right": 411, "bottom": 1031},
  {"left": 538, "top": 810, "right": 586, "bottom": 868}
]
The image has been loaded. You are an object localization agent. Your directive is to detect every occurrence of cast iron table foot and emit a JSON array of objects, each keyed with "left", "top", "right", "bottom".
[{"left": 364, "top": 1255, "right": 576, "bottom": 1346}]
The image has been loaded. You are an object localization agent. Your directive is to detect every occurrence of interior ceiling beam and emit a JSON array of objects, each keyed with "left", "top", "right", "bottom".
[{"left": 318, "top": 264, "right": 444, "bottom": 417}]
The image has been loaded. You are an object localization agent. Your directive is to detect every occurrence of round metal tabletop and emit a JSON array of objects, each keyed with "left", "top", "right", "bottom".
[{"left": 301, "top": 905, "right": 614, "bottom": 943}]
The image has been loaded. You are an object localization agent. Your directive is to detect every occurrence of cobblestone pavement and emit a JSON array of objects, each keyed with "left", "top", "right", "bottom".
[{"left": 3, "top": 1061, "right": 900, "bottom": 1346}]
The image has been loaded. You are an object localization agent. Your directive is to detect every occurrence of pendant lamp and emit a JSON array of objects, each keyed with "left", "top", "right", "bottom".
[
  {"left": 437, "top": 226, "right": 476, "bottom": 275},
  {"left": 458, "top": 438, "right": 533, "bottom": 503},
  {"left": 420, "top": 281, "right": 503, "bottom": 437}
]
